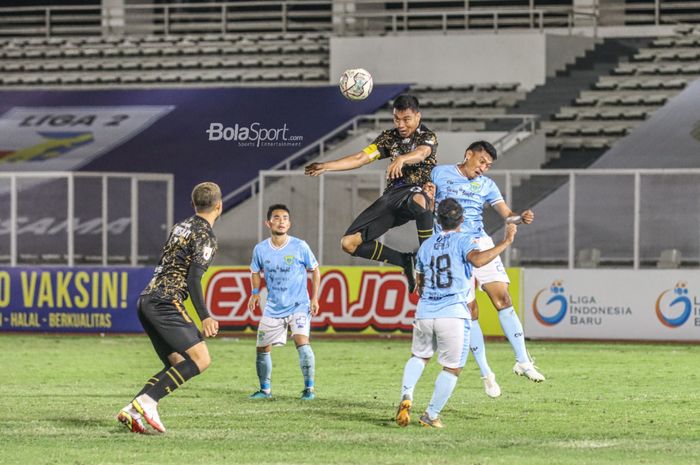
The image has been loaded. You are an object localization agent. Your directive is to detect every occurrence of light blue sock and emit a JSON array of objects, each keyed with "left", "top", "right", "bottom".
[
  {"left": 297, "top": 344, "right": 315, "bottom": 389},
  {"left": 427, "top": 370, "right": 459, "bottom": 420},
  {"left": 401, "top": 356, "right": 426, "bottom": 400},
  {"left": 255, "top": 352, "right": 272, "bottom": 393},
  {"left": 470, "top": 319, "right": 493, "bottom": 377},
  {"left": 498, "top": 306, "right": 529, "bottom": 363}
]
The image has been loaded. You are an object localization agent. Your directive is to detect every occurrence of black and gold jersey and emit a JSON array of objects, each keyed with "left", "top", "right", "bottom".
[
  {"left": 142, "top": 215, "right": 217, "bottom": 302},
  {"left": 362, "top": 123, "right": 438, "bottom": 191}
]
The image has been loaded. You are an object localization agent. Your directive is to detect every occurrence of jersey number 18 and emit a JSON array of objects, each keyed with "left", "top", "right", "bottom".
[{"left": 429, "top": 254, "right": 453, "bottom": 289}]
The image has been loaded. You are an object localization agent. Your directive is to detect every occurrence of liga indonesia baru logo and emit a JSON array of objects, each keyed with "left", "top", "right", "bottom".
[
  {"left": 655, "top": 281, "right": 696, "bottom": 328},
  {"left": 532, "top": 280, "right": 567, "bottom": 326}
]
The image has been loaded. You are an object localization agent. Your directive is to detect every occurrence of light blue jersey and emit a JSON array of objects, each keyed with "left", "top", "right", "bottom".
[
  {"left": 250, "top": 236, "right": 319, "bottom": 318},
  {"left": 431, "top": 164, "right": 504, "bottom": 236},
  {"left": 415, "top": 231, "right": 478, "bottom": 319}
]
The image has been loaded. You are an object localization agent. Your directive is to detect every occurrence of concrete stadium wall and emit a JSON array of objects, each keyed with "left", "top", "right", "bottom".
[{"left": 331, "top": 32, "right": 596, "bottom": 90}]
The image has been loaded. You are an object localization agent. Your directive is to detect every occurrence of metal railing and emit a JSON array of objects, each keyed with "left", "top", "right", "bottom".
[
  {"left": 3, "top": 0, "right": 697, "bottom": 38},
  {"left": 0, "top": 172, "right": 173, "bottom": 267},
  {"left": 258, "top": 168, "right": 700, "bottom": 269},
  {"left": 221, "top": 113, "right": 537, "bottom": 208}
]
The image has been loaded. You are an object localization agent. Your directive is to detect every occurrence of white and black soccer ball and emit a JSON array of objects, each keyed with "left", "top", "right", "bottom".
[{"left": 339, "top": 68, "right": 373, "bottom": 101}]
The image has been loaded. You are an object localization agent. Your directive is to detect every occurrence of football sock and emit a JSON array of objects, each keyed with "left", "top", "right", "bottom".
[
  {"left": 353, "top": 240, "right": 404, "bottom": 266},
  {"left": 135, "top": 366, "right": 170, "bottom": 398},
  {"left": 297, "top": 344, "right": 315, "bottom": 389},
  {"left": 415, "top": 213, "right": 434, "bottom": 245},
  {"left": 498, "top": 306, "right": 529, "bottom": 363},
  {"left": 427, "top": 370, "right": 459, "bottom": 420},
  {"left": 469, "top": 320, "right": 493, "bottom": 377},
  {"left": 256, "top": 351, "right": 272, "bottom": 393},
  {"left": 401, "top": 356, "right": 426, "bottom": 400},
  {"left": 144, "top": 358, "right": 200, "bottom": 402}
]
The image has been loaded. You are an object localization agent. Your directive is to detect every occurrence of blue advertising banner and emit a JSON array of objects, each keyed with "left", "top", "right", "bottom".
[
  {"left": 0, "top": 85, "right": 408, "bottom": 219},
  {"left": 0, "top": 267, "right": 152, "bottom": 333}
]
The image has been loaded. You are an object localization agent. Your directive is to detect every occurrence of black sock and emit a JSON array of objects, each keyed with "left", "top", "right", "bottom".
[
  {"left": 416, "top": 211, "right": 434, "bottom": 245},
  {"left": 135, "top": 366, "right": 170, "bottom": 399},
  {"left": 353, "top": 240, "right": 404, "bottom": 266},
  {"left": 143, "top": 359, "right": 201, "bottom": 402}
]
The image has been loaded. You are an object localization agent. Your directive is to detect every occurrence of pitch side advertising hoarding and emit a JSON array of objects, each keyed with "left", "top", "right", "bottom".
[
  {"left": 524, "top": 269, "right": 700, "bottom": 341},
  {"left": 0, "top": 266, "right": 520, "bottom": 336}
]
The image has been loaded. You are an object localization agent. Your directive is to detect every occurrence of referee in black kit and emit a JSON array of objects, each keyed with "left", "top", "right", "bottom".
[
  {"left": 117, "top": 182, "right": 221, "bottom": 434},
  {"left": 305, "top": 95, "right": 437, "bottom": 293}
]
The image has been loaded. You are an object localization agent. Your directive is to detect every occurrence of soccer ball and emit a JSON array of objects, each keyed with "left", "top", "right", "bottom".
[{"left": 339, "top": 68, "right": 373, "bottom": 101}]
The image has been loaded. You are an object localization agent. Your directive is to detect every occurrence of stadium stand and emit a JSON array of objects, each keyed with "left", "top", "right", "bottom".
[
  {"left": 543, "top": 28, "right": 700, "bottom": 156},
  {"left": 0, "top": 33, "right": 330, "bottom": 86}
]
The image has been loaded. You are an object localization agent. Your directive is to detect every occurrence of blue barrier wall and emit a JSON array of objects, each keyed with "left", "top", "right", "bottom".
[
  {"left": 0, "top": 85, "right": 408, "bottom": 219},
  {"left": 0, "top": 267, "right": 152, "bottom": 333}
]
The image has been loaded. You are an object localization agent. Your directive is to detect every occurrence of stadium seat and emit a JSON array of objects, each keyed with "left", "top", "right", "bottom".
[
  {"left": 661, "top": 79, "right": 687, "bottom": 89},
  {"left": 651, "top": 37, "right": 675, "bottom": 48},
  {"left": 681, "top": 64, "right": 700, "bottom": 75},
  {"left": 577, "top": 248, "right": 601, "bottom": 268},
  {"left": 657, "top": 249, "right": 682, "bottom": 269},
  {"left": 657, "top": 65, "right": 683, "bottom": 75}
]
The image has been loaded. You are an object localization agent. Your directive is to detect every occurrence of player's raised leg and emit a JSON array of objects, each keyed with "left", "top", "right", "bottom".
[
  {"left": 483, "top": 281, "right": 545, "bottom": 382},
  {"left": 409, "top": 192, "right": 434, "bottom": 245}
]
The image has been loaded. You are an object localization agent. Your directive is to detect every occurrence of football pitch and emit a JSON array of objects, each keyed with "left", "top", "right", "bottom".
[{"left": 1, "top": 335, "right": 698, "bottom": 465}]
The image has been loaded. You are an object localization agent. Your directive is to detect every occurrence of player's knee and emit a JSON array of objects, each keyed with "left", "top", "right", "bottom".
[
  {"left": 412, "top": 193, "right": 427, "bottom": 209},
  {"left": 445, "top": 367, "right": 462, "bottom": 377},
  {"left": 408, "top": 194, "right": 430, "bottom": 215},
  {"left": 340, "top": 235, "right": 359, "bottom": 254},
  {"left": 189, "top": 348, "right": 211, "bottom": 372},
  {"left": 167, "top": 352, "right": 185, "bottom": 366},
  {"left": 494, "top": 294, "right": 513, "bottom": 310}
]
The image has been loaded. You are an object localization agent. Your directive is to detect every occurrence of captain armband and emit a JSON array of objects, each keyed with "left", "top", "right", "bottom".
[{"left": 362, "top": 143, "right": 382, "bottom": 162}]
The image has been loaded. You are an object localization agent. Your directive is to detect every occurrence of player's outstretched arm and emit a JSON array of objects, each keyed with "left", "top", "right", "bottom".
[
  {"left": 467, "top": 224, "right": 517, "bottom": 268},
  {"left": 304, "top": 151, "right": 371, "bottom": 176},
  {"left": 493, "top": 202, "right": 535, "bottom": 225}
]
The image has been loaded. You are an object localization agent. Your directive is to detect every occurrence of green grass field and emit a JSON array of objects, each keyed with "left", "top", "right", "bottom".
[{"left": 1, "top": 335, "right": 698, "bottom": 465}]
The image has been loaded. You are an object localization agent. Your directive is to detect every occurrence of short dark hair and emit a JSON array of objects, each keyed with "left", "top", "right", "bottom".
[
  {"left": 267, "top": 203, "right": 290, "bottom": 220},
  {"left": 392, "top": 94, "right": 420, "bottom": 113},
  {"left": 467, "top": 140, "right": 498, "bottom": 160},
  {"left": 437, "top": 198, "right": 463, "bottom": 231},
  {"left": 191, "top": 182, "right": 221, "bottom": 213}
]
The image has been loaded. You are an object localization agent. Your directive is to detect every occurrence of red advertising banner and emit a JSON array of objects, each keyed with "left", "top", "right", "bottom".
[{"left": 186, "top": 266, "right": 521, "bottom": 335}]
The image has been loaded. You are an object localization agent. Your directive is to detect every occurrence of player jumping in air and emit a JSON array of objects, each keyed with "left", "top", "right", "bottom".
[
  {"left": 395, "top": 198, "right": 517, "bottom": 428},
  {"left": 117, "top": 182, "right": 221, "bottom": 434},
  {"left": 304, "top": 94, "right": 436, "bottom": 293},
  {"left": 248, "top": 204, "right": 320, "bottom": 400},
  {"left": 429, "top": 141, "right": 545, "bottom": 398}
]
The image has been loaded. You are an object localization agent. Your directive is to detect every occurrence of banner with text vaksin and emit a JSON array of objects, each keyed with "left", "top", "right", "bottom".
[
  {"left": 0, "top": 85, "right": 408, "bottom": 219},
  {"left": 0, "top": 267, "right": 152, "bottom": 333}
]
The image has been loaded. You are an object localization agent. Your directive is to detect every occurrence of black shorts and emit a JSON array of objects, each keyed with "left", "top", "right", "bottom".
[
  {"left": 345, "top": 184, "right": 429, "bottom": 242},
  {"left": 138, "top": 294, "right": 204, "bottom": 365}
]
